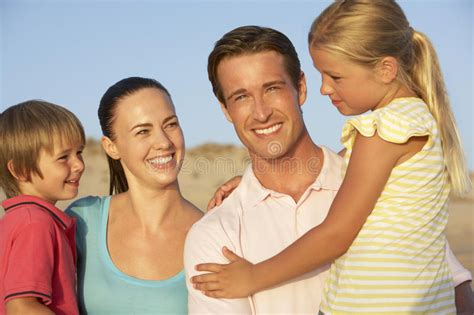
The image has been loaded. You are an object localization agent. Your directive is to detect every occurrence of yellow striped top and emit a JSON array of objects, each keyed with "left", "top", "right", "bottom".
[{"left": 320, "top": 98, "right": 455, "bottom": 314}]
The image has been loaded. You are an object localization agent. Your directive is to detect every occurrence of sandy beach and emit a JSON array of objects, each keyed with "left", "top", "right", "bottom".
[{"left": 1, "top": 140, "right": 473, "bottom": 288}]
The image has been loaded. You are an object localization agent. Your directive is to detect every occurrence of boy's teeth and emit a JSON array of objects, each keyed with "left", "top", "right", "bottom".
[
  {"left": 255, "top": 123, "right": 282, "bottom": 135},
  {"left": 150, "top": 155, "right": 173, "bottom": 165}
]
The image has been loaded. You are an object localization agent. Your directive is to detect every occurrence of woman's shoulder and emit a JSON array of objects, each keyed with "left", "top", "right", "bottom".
[
  {"left": 182, "top": 199, "right": 204, "bottom": 226},
  {"left": 66, "top": 195, "right": 110, "bottom": 220}
]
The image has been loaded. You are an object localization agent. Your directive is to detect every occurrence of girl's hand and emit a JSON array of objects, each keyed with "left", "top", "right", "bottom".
[
  {"left": 191, "top": 247, "right": 255, "bottom": 298},
  {"left": 207, "top": 176, "right": 243, "bottom": 211}
]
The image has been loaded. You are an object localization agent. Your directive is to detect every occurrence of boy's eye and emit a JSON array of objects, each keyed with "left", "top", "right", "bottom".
[{"left": 136, "top": 129, "right": 149, "bottom": 135}]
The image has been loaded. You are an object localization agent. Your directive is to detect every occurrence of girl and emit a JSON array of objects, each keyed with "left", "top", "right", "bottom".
[{"left": 191, "top": 0, "right": 471, "bottom": 313}]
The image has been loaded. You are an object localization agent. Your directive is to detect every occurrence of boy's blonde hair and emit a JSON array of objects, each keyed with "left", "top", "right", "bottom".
[
  {"left": 0, "top": 100, "right": 85, "bottom": 198},
  {"left": 308, "top": 0, "right": 471, "bottom": 195}
]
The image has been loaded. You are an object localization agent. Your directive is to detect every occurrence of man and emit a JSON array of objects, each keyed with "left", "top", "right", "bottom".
[{"left": 184, "top": 26, "right": 473, "bottom": 314}]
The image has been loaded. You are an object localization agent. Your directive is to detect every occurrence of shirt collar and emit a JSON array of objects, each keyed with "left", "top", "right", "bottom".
[
  {"left": 2, "top": 194, "right": 75, "bottom": 230},
  {"left": 238, "top": 146, "right": 343, "bottom": 209}
]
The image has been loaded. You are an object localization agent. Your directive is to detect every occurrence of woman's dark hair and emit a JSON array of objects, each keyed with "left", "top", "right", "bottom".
[{"left": 98, "top": 76, "right": 171, "bottom": 194}]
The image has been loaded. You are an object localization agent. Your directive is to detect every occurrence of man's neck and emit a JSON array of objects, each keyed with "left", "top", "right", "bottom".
[{"left": 250, "top": 133, "right": 323, "bottom": 202}]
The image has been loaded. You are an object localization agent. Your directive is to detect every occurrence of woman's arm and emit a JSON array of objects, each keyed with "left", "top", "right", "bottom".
[{"left": 192, "top": 133, "right": 418, "bottom": 298}]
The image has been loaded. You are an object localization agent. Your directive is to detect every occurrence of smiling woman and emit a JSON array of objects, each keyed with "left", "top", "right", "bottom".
[{"left": 65, "top": 77, "right": 203, "bottom": 314}]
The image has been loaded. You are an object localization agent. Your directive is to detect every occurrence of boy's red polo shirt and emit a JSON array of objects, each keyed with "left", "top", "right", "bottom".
[{"left": 0, "top": 195, "right": 78, "bottom": 315}]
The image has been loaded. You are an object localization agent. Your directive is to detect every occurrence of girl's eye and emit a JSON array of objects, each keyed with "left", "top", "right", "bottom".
[
  {"left": 331, "top": 75, "right": 342, "bottom": 81},
  {"left": 58, "top": 155, "right": 68, "bottom": 161}
]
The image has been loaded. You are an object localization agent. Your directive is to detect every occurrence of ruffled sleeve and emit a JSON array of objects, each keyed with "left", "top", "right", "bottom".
[{"left": 341, "top": 99, "right": 437, "bottom": 150}]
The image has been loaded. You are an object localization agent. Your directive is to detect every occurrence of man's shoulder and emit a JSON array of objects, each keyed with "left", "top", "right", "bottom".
[{"left": 188, "top": 189, "right": 244, "bottom": 241}]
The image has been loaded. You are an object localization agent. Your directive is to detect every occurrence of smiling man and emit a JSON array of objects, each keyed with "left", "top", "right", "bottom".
[{"left": 183, "top": 26, "right": 472, "bottom": 314}]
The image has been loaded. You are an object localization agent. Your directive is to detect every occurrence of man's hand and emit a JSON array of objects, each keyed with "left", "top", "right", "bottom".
[{"left": 207, "top": 176, "right": 243, "bottom": 211}]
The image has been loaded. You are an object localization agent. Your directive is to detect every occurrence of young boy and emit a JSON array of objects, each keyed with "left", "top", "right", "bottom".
[{"left": 0, "top": 100, "right": 85, "bottom": 315}]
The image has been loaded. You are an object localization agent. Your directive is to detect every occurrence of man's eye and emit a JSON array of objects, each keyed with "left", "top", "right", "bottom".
[
  {"left": 165, "top": 122, "right": 178, "bottom": 129},
  {"left": 234, "top": 95, "right": 246, "bottom": 101}
]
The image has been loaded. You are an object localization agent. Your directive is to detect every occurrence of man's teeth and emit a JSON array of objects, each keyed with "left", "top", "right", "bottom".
[
  {"left": 255, "top": 123, "right": 282, "bottom": 135},
  {"left": 150, "top": 155, "right": 173, "bottom": 165}
]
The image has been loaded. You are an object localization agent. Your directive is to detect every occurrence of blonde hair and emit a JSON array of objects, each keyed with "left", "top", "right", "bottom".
[
  {"left": 309, "top": 0, "right": 471, "bottom": 195},
  {"left": 0, "top": 100, "right": 85, "bottom": 198}
]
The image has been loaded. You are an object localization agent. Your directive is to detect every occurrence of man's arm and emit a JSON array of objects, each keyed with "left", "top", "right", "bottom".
[
  {"left": 184, "top": 216, "right": 252, "bottom": 314},
  {"left": 446, "top": 242, "right": 474, "bottom": 313}
]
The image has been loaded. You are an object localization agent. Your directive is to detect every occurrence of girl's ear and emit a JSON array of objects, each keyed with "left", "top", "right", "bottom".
[
  {"left": 101, "top": 136, "right": 120, "bottom": 160},
  {"left": 7, "top": 160, "right": 27, "bottom": 181},
  {"left": 379, "top": 56, "right": 399, "bottom": 84}
]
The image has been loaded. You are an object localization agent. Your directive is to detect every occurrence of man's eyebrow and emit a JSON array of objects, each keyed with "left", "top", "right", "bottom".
[
  {"left": 262, "top": 80, "right": 286, "bottom": 88},
  {"left": 163, "top": 115, "right": 178, "bottom": 124},
  {"left": 226, "top": 88, "right": 247, "bottom": 101}
]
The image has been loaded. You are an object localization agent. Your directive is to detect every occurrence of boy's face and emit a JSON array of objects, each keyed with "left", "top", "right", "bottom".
[{"left": 19, "top": 140, "right": 85, "bottom": 205}]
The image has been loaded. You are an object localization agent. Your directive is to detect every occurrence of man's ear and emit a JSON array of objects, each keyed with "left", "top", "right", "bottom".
[
  {"left": 298, "top": 71, "right": 308, "bottom": 107},
  {"left": 378, "top": 56, "right": 399, "bottom": 84},
  {"left": 219, "top": 102, "right": 233, "bottom": 123},
  {"left": 101, "top": 136, "right": 120, "bottom": 160},
  {"left": 7, "top": 160, "right": 27, "bottom": 181}
]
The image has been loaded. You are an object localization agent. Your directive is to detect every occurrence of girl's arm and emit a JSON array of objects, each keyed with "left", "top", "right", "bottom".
[{"left": 192, "top": 133, "right": 424, "bottom": 298}]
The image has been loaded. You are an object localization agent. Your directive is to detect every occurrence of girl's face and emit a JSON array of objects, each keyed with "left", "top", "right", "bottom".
[
  {"left": 106, "top": 87, "right": 185, "bottom": 190},
  {"left": 310, "top": 47, "right": 390, "bottom": 116}
]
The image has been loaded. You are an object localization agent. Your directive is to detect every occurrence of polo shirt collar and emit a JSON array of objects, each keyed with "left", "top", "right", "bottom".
[
  {"left": 239, "top": 146, "right": 342, "bottom": 209},
  {"left": 2, "top": 195, "right": 75, "bottom": 230}
]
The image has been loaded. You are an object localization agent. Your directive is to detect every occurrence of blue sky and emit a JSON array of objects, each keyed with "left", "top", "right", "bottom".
[{"left": 1, "top": 0, "right": 473, "bottom": 168}]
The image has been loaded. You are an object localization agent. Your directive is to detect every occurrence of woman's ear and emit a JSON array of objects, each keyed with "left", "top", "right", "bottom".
[
  {"left": 101, "top": 136, "right": 120, "bottom": 160},
  {"left": 379, "top": 56, "right": 399, "bottom": 84}
]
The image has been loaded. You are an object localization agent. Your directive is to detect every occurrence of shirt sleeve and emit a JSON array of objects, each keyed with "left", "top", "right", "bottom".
[
  {"left": 445, "top": 242, "right": 472, "bottom": 287},
  {"left": 4, "top": 221, "right": 56, "bottom": 305},
  {"left": 184, "top": 220, "right": 253, "bottom": 314}
]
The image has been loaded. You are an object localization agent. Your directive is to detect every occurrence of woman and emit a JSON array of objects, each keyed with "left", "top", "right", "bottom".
[{"left": 67, "top": 77, "right": 203, "bottom": 314}]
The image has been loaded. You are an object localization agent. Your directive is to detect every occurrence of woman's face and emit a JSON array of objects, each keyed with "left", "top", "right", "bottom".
[{"left": 107, "top": 87, "right": 185, "bottom": 190}]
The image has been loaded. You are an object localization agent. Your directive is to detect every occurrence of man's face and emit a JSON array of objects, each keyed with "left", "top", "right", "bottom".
[{"left": 217, "top": 51, "right": 307, "bottom": 160}]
